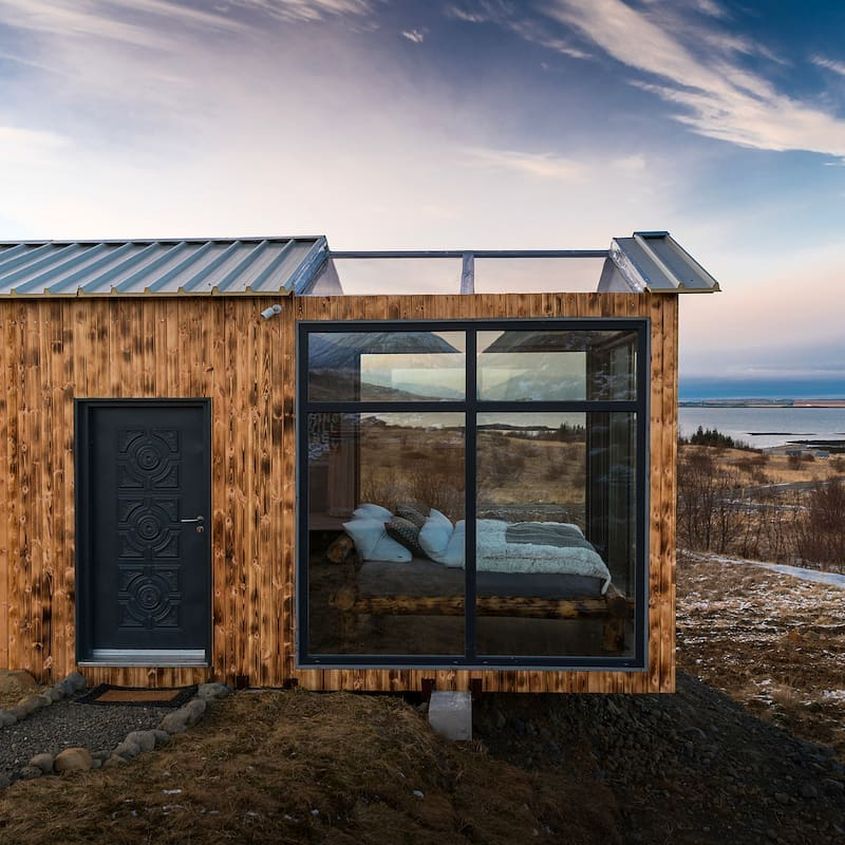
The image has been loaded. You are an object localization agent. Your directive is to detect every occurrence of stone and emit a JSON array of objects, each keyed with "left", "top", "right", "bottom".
[
  {"left": 773, "top": 792, "right": 790, "bottom": 806},
  {"left": 183, "top": 698, "right": 207, "bottom": 725},
  {"left": 54, "top": 747, "right": 93, "bottom": 773},
  {"left": 427, "top": 691, "right": 472, "bottom": 741},
  {"left": 18, "top": 766, "right": 43, "bottom": 780},
  {"left": 91, "top": 750, "right": 111, "bottom": 762},
  {"left": 113, "top": 740, "right": 141, "bottom": 759},
  {"left": 197, "top": 682, "right": 231, "bottom": 700},
  {"left": 16, "top": 694, "right": 47, "bottom": 715},
  {"left": 29, "top": 753, "right": 54, "bottom": 774},
  {"left": 153, "top": 729, "right": 170, "bottom": 746},
  {"left": 125, "top": 730, "right": 156, "bottom": 753},
  {"left": 0, "top": 669, "right": 37, "bottom": 695},
  {"left": 7, "top": 705, "right": 28, "bottom": 721},
  {"left": 91, "top": 758, "right": 102, "bottom": 769},
  {"left": 37, "top": 693, "right": 54, "bottom": 707},
  {"left": 62, "top": 671, "right": 87, "bottom": 693},
  {"left": 798, "top": 783, "right": 818, "bottom": 799},
  {"left": 45, "top": 687, "right": 64, "bottom": 702},
  {"left": 0, "top": 711, "right": 17, "bottom": 727},
  {"left": 0, "top": 773, "right": 10, "bottom": 789},
  {"left": 159, "top": 710, "right": 190, "bottom": 734},
  {"left": 103, "top": 755, "right": 127, "bottom": 768}
]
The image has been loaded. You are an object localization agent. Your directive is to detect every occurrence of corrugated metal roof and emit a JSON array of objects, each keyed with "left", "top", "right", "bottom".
[
  {"left": 605, "top": 231, "right": 720, "bottom": 293},
  {"left": 0, "top": 236, "right": 328, "bottom": 297}
]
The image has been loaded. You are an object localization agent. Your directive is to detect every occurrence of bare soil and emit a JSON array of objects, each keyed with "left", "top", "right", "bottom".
[{"left": 678, "top": 551, "right": 845, "bottom": 757}]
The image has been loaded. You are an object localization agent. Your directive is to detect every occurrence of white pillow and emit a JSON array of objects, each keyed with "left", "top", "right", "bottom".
[
  {"left": 369, "top": 534, "right": 412, "bottom": 563},
  {"left": 438, "top": 519, "right": 465, "bottom": 568},
  {"left": 343, "top": 518, "right": 412, "bottom": 562},
  {"left": 343, "top": 518, "right": 386, "bottom": 559},
  {"left": 353, "top": 503, "right": 393, "bottom": 521},
  {"left": 419, "top": 509, "right": 453, "bottom": 558}
]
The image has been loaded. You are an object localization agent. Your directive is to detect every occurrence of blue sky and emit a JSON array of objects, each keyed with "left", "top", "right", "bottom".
[{"left": 0, "top": 0, "right": 844, "bottom": 394}]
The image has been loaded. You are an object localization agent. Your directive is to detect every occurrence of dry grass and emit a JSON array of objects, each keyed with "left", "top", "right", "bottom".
[
  {"left": 0, "top": 690, "right": 619, "bottom": 845},
  {"left": 696, "top": 445, "right": 842, "bottom": 486},
  {"left": 677, "top": 552, "right": 845, "bottom": 757}
]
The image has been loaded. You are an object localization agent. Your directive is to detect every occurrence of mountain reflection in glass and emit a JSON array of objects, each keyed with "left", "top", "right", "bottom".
[
  {"left": 478, "top": 330, "right": 637, "bottom": 401},
  {"left": 307, "top": 331, "right": 466, "bottom": 401}
]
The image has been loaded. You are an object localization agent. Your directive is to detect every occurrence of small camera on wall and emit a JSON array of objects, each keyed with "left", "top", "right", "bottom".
[{"left": 260, "top": 304, "right": 282, "bottom": 320}]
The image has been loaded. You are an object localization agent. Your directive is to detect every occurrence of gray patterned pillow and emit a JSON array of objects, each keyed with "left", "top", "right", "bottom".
[
  {"left": 385, "top": 516, "right": 426, "bottom": 557},
  {"left": 396, "top": 504, "right": 427, "bottom": 529}
]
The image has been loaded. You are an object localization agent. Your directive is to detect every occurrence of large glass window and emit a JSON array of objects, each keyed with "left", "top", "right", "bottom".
[{"left": 298, "top": 321, "right": 646, "bottom": 669}]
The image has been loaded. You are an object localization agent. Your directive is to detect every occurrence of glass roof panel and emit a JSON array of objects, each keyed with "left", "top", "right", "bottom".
[
  {"left": 309, "top": 257, "right": 462, "bottom": 296},
  {"left": 473, "top": 257, "right": 608, "bottom": 294}
]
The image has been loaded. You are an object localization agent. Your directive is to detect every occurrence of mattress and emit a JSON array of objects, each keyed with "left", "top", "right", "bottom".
[{"left": 356, "top": 557, "right": 606, "bottom": 600}]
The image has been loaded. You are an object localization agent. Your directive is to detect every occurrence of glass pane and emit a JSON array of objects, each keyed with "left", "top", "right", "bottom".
[
  {"left": 318, "top": 257, "right": 462, "bottom": 295},
  {"left": 306, "top": 412, "right": 465, "bottom": 656},
  {"left": 476, "top": 412, "right": 636, "bottom": 658},
  {"left": 478, "top": 329, "right": 637, "bottom": 401},
  {"left": 308, "top": 331, "right": 466, "bottom": 402},
  {"left": 474, "top": 257, "right": 607, "bottom": 294}
]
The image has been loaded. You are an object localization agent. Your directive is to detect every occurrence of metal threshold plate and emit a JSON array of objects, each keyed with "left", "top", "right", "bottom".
[{"left": 85, "top": 649, "right": 207, "bottom": 667}]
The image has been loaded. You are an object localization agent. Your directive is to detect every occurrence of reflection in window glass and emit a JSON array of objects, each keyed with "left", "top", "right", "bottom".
[
  {"left": 477, "top": 330, "right": 637, "bottom": 401},
  {"left": 307, "top": 412, "right": 465, "bottom": 656},
  {"left": 308, "top": 331, "right": 466, "bottom": 401},
  {"left": 476, "top": 412, "right": 636, "bottom": 658}
]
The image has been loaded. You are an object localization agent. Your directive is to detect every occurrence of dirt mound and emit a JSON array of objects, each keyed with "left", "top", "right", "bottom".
[
  {"left": 0, "top": 670, "right": 39, "bottom": 710},
  {"left": 0, "top": 690, "right": 620, "bottom": 844},
  {"left": 475, "top": 672, "right": 845, "bottom": 845}
]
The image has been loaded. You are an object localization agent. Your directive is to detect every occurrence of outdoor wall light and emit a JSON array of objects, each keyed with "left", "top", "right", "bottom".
[{"left": 260, "top": 304, "right": 282, "bottom": 320}]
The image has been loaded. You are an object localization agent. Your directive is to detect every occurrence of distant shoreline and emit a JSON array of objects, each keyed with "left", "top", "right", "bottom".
[{"left": 680, "top": 400, "right": 845, "bottom": 408}]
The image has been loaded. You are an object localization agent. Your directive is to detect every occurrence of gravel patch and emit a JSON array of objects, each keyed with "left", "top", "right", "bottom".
[{"left": 0, "top": 697, "right": 171, "bottom": 781}]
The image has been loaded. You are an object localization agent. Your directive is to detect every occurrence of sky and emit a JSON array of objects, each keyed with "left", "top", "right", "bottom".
[{"left": 0, "top": 0, "right": 844, "bottom": 397}]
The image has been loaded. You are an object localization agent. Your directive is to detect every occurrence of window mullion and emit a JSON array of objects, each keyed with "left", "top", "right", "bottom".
[{"left": 465, "top": 329, "right": 477, "bottom": 660}]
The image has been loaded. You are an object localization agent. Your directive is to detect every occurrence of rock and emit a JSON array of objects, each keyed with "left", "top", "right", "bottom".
[
  {"left": 823, "top": 778, "right": 844, "bottom": 795},
  {"left": 159, "top": 710, "right": 190, "bottom": 734},
  {"left": 19, "top": 766, "right": 43, "bottom": 780},
  {"left": 103, "top": 755, "right": 127, "bottom": 769},
  {"left": 0, "top": 669, "right": 37, "bottom": 695},
  {"left": 54, "top": 747, "right": 93, "bottom": 773},
  {"left": 773, "top": 792, "right": 790, "bottom": 806},
  {"left": 29, "top": 753, "right": 54, "bottom": 774},
  {"left": 183, "top": 698, "right": 207, "bottom": 725},
  {"left": 798, "top": 782, "right": 818, "bottom": 799},
  {"left": 7, "top": 705, "right": 28, "bottom": 721},
  {"left": 197, "top": 682, "right": 231, "bottom": 700},
  {"left": 45, "top": 687, "right": 64, "bottom": 702},
  {"left": 493, "top": 709, "right": 507, "bottom": 731},
  {"left": 36, "top": 693, "right": 54, "bottom": 707},
  {"left": 0, "top": 711, "right": 17, "bottom": 727},
  {"left": 91, "top": 750, "right": 111, "bottom": 762},
  {"left": 16, "top": 694, "right": 47, "bottom": 715},
  {"left": 153, "top": 729, "right": 170, "bottom": 746},
  {"left": 91, "top": 758, "right": 102, "bottom": 769},
  {"left": 113, "top": 740, "right": 141, "bottom": 759},
  {"left": 62, "top": 671, "right": 87, "bottom": 693},
  {"left": 125, "top": 730, "right": 156, "bottom": 753},
  {"left": 0, "top": 773, "right": 10, "bottom": 789}
]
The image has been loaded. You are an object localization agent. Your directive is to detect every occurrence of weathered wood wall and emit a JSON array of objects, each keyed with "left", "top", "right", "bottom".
[{"left": 0, "top": 292, "right": 677, "bottom": 693}]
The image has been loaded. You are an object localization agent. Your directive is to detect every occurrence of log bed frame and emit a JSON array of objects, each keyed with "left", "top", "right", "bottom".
[{"left": 325, "top": 535, "right": 634, "bottom": 653}]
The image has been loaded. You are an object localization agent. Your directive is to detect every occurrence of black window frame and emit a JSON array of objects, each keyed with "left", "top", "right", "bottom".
[{"left": 296, "top": 318, "right": 649, "bottom": 671}]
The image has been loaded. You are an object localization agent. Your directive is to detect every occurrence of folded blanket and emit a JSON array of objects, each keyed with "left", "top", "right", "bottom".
[
  {"left": 505, "top": 521, "right": 593, "bottom": 550},
  {"left": 476, "top": 519, "right": 612, "bottom": 594}
]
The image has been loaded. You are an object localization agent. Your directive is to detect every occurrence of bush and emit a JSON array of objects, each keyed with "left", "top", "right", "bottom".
[
  {"left": 679, "top": 425, "right": 751, "bottom": 451},
  {"left": 795, "top": 479, "right": 845, "bottom": 572}
]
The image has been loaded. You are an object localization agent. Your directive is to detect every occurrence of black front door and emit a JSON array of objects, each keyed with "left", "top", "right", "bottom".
[{"left": 76, "top": 400, "right": 211, "bottom": 662}]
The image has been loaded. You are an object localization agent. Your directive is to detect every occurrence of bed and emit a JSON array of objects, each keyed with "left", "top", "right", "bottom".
[{"left": 325, "top": 516, "right": 633, "bottom": 653}]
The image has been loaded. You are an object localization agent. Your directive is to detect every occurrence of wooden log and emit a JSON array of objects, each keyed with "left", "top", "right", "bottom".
[
  {"left": 335, "top": 594, "right": 631, "bottom": 620},
  {"left": 326, "top": 534, "right": 356, "bottom": 564}
]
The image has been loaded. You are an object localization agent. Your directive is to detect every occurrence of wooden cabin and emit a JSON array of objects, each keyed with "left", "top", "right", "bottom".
[{"left": 0, "top": 232, "right": 719, "bottom": 693}]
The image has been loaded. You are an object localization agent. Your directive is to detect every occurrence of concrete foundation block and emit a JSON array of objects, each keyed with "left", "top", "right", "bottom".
[{"left": 428, "top": 691, "right": 472, "bottom": 741}]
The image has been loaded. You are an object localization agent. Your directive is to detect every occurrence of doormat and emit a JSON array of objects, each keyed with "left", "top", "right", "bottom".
[{"left": 76, "top": 684, "right": 198, "bottom": 708}]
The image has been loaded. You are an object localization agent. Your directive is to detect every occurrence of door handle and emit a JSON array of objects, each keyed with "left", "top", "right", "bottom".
[{"left": 180, "top": 516, "right": 205, "bottom": 524}]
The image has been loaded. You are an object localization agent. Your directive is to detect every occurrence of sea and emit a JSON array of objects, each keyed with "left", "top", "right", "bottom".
[{"left": 678, "top": 406, "right": 845, "bottom": 450}]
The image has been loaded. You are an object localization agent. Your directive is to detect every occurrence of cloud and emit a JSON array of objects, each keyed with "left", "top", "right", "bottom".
[
  {"left": 445, "top": 1, "right": 589, "bottom": 60},
  {"left": 464, "top": 147, "right": 588, "bottom": 181},
  {"left": 542, "top": 0, "right": 845, "bottom": 159},
  {"left": 220, "top": 0, "right": 377, "bottom": 23},
  {"left": 401, "top": 28, "right": 426, "bottom": 44},
  {"left": 813, "top": 55, "right": 845, "bottom": 78}
]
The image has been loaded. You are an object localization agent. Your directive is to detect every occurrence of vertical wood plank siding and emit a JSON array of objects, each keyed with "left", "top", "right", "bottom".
[{"left": 0, "top": 293, "right": 677, "bottom": 693}]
